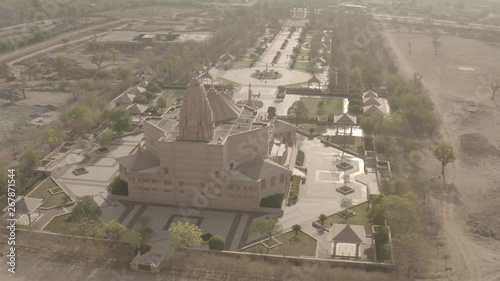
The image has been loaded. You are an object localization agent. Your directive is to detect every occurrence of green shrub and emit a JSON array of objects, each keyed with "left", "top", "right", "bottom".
[
  {"left": 374, "top": 137, "right": 387, "bottom": 154},
  {"left": 110, "top": 177, "right": 128, "bottom": 196},
  {"left": 208, "top": 236, "right": 225, "bottom": 250},
  {"left": 260, "top": 193, "right": 284, "bottom": 208},
  {"left": 295, "top": 150, "right": 305, "bottom": 166},
  {"left": 201, "top": 232, "right": 213, "bottom": 242},
  {"left": 289, "top": 176, "right": 301, "bottom": 201}
]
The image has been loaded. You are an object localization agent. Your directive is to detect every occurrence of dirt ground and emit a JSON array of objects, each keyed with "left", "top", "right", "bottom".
[{"left": 385, "top": 31, "right": 500, "bottom": 281}]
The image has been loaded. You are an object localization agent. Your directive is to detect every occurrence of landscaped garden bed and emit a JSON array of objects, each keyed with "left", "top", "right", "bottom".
[
  {"left": 48, "top": 187, "right": 64, "bottom": 195},
  {"left": 336, "top": 162, "right": 353, "bottom": 171},
  {"left": 241, "top": 230, "right": 316, "bottom": 257},
  {"left": 73, "top": 167, "right": 89, "bottom": 175},
  {"left": 336, "top": 185, "right": 354, "bottom": 195},
  {"left": 96, "top": 147, "right": 110, "bottom": 154},
  {"left": 250, "top": 70, "right": 282, "bottom": 80},
  {"left": 337, "top": 209, "right": 356, "bottom": 220},
  {"left": 29, "top": 177, "right": 71, "bottom": 208},
  {"left": 316, "top": 201, "right": 371, "bottom": 234},
  {"left": 262, "top": 237, "right": 281, "bottom": 248}
]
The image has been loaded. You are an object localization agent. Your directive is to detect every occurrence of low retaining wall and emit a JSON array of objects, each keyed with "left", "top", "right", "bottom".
[
  {"left": 320, "top": 140, "right": 364, "bottom": 159},
  {"left": 108, "top": 195, "right": 284, "bottom": 215},
  {"left": 174, "top": 248, "right": 395, "bottom": 273}
]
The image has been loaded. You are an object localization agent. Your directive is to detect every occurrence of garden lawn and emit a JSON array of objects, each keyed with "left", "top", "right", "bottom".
[
  {"left": 28, "top": 178, "right": 70, "bottom": 208},
  {"left": 319, "top": 201, "right": 371, "bottom": 234},
  {"left": 44, "top": 213, "right": 73, "bottom": 234},
  {"left": 300, "top": 97, "right": 344, "bottom": 118},
  {"left": 298, "top": 123, "right": 326, "bottom": 133},
  {"left": 164, "top": 91, "right": 185, "bottom": 108},
  {"left": 327, "top": 135, "right": 364, "bottom": 155},
  {"left": 241, "top": 231, "right": 316, "bottom": 257}
]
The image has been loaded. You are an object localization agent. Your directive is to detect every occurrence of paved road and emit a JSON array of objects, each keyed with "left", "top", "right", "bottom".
[
  {"left": 0, "top": 19, "right": 129, "bottom": 65},
  {"left": 373, "top": 13, "right": 500, "bottom": 32}
]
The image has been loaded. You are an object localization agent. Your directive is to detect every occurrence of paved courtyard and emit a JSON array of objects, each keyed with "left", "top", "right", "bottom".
[{"left": 221, "top": 28, "right": 315, "bottom": 116}]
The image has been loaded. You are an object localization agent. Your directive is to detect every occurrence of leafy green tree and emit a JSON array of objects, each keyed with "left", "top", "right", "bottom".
[
  {"left": 168, "top": 221, "right": 203, "bottom": 248},
  {"left": 250, "top": 217, "right": 282, "bottom": 241},
  {"left": 70, "top": 195, "right": 102, "bottom": 223},
  {"left": 114, "top": 66, "right": 133, "bottom": 82},
  {"left": 108, "top": 48, "right": 120, "bottom": 64},
  {"left": 19, "top": 150, "right": 40, "bottom": 176},
  {"left": 393, "top": 232, "right": 426, "bottom": 277},
  {"left": 44, "top": 128, "right": 60, "bottom": 150},
  {"left": 292, "top": 224, "right": 301, "bottom": 238},
  {"left": 91, "top": 53, "right": 108, "bottom": 70},
  {"left": 136, "top": 216, "right": 154, "bottom": 250},
  {"left": 319, "top": 214, "right": 327, "bottom": 225},
  {"left": 208, "top": 236, "right": 225, "bottom": 250},
  {"left": 433, "top": 142, "right": 456, "bottom": 183},
  {"left": 156, "top": 97, "right": 167, "bottom": 109},
  {"left": 133, "top": 95, "right": 148, "bottom": 104},
  {"left": 70, "top": 220, "right": 104, "bottom": 239},
  {"left": 25, "top": 59, "right": 41, "bottom": 81},
  {"left": 53, "top": 56, "right": 71, "bottom": 79},
  {"left": 287, "top": 100, "right": 309, "bottom": 125},
  {"left": 385, "top": 195, "right": 418, "bottom": 236},
  {"left": 146, "top": 81, "right": 161, "bottom": 93},
  {"left": 267, "top": 106, "right": 277, "bottom": 119},
  {"left": 68, "top": 105, "right": 98, "bottom": 133},
  {"left": 103, "top": 220, "right": 128, "bottom": 241},
  {"left": 106, "top": 107, "right": 132, "bottom": 133},
  {"left": 97, "top": 129, "right": 115, "bottom": 146}
]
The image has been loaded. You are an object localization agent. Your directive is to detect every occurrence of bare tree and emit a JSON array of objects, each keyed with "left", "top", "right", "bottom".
[
  {"left": 489, "top": 81, "right": 500, "bottom": 100},
  {"left": 429, "top": 28, "right": 441, "bottom": 55}
]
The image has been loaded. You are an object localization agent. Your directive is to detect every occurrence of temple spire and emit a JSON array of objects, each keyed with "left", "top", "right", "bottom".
[{"left": 178, "top": 77, "right": 214, "bottom": 142}]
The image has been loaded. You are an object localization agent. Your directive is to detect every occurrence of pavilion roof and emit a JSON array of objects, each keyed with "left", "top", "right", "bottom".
[
  {"left": 16, "top": 196, "right": 44, "bottom": 215},
  {"left": 363, "top": 105, "right": 383, "bottom": 115},
  {"left": 330, "top": 224, "right": 365, "bottom": 244},
  {"left": 363, "top": 90, "right": 379, "bottom": 99},
  {"left": 333, "top": 113, "right": 357, "bottom": 125},
  {"left": 363, "top": 97, "right": 381, "bottom": 106},
  {"left": 308, "top": 75, "right": 321, "bottom": 84}
]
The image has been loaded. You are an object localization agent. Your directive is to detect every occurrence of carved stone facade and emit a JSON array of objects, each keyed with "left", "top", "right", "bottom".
[{"left": 116, "top": 77, "right": 297, "bottom": 211}]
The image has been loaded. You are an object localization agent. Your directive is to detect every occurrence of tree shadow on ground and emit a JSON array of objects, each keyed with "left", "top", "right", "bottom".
[{"left": 442, "top": 182, "right": 462, "bottom": 205}]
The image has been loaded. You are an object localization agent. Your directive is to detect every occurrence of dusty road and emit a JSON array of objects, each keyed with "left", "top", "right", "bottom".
[
  {"left": 384, "top": 31, "right": 500, "bottom": 281},
  {"left": 0, "top": 19, "right": 128, "bottom": 65}
]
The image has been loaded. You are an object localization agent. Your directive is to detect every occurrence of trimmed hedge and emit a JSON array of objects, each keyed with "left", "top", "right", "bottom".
[
  {"left": 295, "top": 150, "right": 305, "bottom": 166},
  {"left": 208, "top": 236, "right": 225, "bottom": 250},
  {"left": 289, "top": 176, "right": 301, "bottom": 202},
  {"left": 110, "top": 176, "right": 128, "bottom": 196},
  {"left": 285, "top": 88, "right": 323, "bottom": 95},
  {"left": 260, "top": 193, "right": 284, "bottom": 208}
]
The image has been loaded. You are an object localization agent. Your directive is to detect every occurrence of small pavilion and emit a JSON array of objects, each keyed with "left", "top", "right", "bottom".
[
  {"left": 307, "top": 75, "right": 322, "bottom": 89},
  {"left": 198, "top": 71, "right": 214, "bottom": 85},
  {"left": 333, "top": 113, "right": 357, "bottom": 135},
  {"left": 16, "top": 196, "right": 44, "bottom": 225},
  {"left": 363, "top": 90, "right": 379, "bottom": 99},
  {"left": 363, "top": 97, "right": 381, "bottom": 107},
  {"left": 330, "top": 223, "right": 366, "bottom": 260},
  {"left": 363, "top": 105, "right": 384, "bottom": 116}
]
